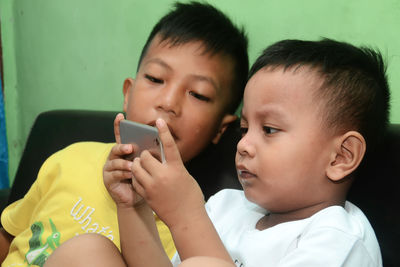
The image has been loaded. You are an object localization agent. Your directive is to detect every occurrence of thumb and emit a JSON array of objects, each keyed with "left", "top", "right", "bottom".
[{"left": 156, "top": 118, "right": 182, "bottom": 164}]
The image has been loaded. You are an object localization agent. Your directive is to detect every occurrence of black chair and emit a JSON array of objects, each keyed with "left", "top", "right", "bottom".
[
  {"left": 0, "top": 109, "right": 240, "bottom": 209},
  {"left": 1, "top": 110, "right": 117, "bottom": 208},
  {"left": 0, "top": 109, "right": 399, "bottom": 266},
  {"left": 349, "top": 124, "right": 400, "bottom": 267}
]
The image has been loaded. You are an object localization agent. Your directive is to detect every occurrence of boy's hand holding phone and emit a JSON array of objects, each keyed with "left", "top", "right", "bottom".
[
  {"left": 103, "top": 113, "right": 143, "bottom": 208},
  {"left": 131, "top": 118, "right": 205, "bottom": 228}
]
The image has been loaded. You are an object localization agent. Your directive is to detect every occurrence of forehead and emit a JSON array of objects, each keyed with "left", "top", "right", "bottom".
[
  {"left": 141, "top": 34, "right": 235, "bottom": 102},
  {"left": 142, "top": 34, "right": 235, "bottom": 73},
  {"left": 243, "top": 66, "right": 325, "bottom": 118}
]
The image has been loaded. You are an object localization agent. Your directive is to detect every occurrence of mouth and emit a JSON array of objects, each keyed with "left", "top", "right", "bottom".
[
  {"left": 236, "top": 165, "right": 256, "bottom": 180},
  {"left": 237, "top": 169, "right": 256, "bottom": 179}
]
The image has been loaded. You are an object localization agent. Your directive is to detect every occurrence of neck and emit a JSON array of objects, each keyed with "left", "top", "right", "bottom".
[{"left": 256, "top": 199, "right": 346, "bottom": 231}]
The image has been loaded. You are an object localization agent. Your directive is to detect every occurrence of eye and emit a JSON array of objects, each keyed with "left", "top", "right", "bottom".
[
  {"left": 263, "top": 126, "right": 279, "bottom": 135},
  {"left": 145, "top": 74, "right": 163, "bottom": 84},
  {"left": 189, "top": 91, "right": 211, "bottom": 102},
  {"left": 239, "top": 127, "right": 248, "bottom": 136}
]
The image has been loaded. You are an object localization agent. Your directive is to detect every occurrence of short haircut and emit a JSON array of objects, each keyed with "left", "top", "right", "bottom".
[
  {"left": 249, "top": 38, "right": 390, "bottom": 154},
  {"left": 137, "top": 1, "right": 249, "bottom": 114}
]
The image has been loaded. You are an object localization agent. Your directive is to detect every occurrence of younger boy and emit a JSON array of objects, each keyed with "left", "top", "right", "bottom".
[
  {"left": 75, "top": 38, "right": 387, "bottom": 267},
  {"left": 0, "top": 2, "right": 248, "bottom": 266}
]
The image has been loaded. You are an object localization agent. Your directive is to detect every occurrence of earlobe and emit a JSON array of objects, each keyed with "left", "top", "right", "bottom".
[
  {"left": 211, "top": 114, "right": 237, "bottom": 144},
  {"left": 326, "top": 131, "right": 366, "bottom": 182},
  {"left": 123, "top": 78, "right": 135, "bottom": 113}
]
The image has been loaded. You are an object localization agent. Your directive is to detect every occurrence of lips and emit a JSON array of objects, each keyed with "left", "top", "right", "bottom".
[
  {"left": 236, "top": 166, "right": 256, "bottom": 187},
  {"left": 236, "top": 165, "right": 256, "bottom": 179}
]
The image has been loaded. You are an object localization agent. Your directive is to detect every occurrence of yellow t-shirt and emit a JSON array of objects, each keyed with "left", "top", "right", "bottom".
[{"left": 1, "top": 142, "right": 175, "bottom": 267}]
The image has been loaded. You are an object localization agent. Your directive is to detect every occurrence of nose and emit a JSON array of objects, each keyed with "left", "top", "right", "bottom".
[
  {"left": 236, "top": 132, "right": 255, "bottom": 158},
  {"left": 156, "top": 85, "right": 182, "bottom": 116}
]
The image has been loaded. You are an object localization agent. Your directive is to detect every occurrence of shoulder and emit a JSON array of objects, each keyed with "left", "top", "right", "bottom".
[
  {"left": 36, "top": 142, "right": 115, "bottom": 177},
  {"left": 344, "top": 201, "right": 382, "bottom": 264},
  {"left": 307, "top": 202, "right": 377, "bottom": 239},
  {"left": 206, "top": 189, "right": 265, "bottom": 221},
  {"left": 61, "top": 141, "right": 114, "bottom": 154},
  {"left": 299, "top": 202, "right": 382, "bottom": 265},
  {"left": 33, "top": 142, "right": 113, "bottom": 186},
  {"left": 49, "top": 142, "right": 114, "bottom": 162},
  {"left": 206, "top": 189, "right": 244, "bottom": 210}
]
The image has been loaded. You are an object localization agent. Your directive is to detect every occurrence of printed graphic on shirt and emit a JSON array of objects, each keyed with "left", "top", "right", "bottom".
[
  {"left": 25, "top": 218, "right": 60, "bottom": 267},
  {"left": 70, "top": 197, "right": 114, "bottom": 240}
]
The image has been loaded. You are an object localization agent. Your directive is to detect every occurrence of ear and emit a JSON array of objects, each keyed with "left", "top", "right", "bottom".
[
  {"left": 122, "top": 78, "right": 135, "bottom": 113},
  {"left": 326, "top": 131, "right": 366, "bottom": 182},
  {"left": 211, "top": 114, "right": 237, "bottom": 144}
]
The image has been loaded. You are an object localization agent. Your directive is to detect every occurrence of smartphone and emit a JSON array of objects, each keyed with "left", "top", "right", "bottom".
[{"left": 119, "top": 119, "right": 165, "bottom": 162}]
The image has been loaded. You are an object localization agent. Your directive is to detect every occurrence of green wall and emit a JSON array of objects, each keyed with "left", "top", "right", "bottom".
[{"left": 1, "top": 0, "right": 400, "bottom": 185}]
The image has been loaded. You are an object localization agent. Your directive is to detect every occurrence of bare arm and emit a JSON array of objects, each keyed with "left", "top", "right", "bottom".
[
  {"left": 132, "top": 118, "right": 232, "bottom": 263},
  {"left": 0, "top": 228, "right": 13, "bottom": 263},
  {"left": 118, "top": 202, "right": 172, "bottom": 267},
  {"left": 168, "top": 205, "right": 230, "bottom": 262}
]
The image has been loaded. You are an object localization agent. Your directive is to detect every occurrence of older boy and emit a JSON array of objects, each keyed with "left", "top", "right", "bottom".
[
  {"left": 89, "top": 38, "right": 388, "bottom": 267},
  {"left": 0, "top": 2, "right": 248, "bottom": 266}
]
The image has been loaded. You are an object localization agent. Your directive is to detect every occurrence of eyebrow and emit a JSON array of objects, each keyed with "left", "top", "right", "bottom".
[
  {"left": 241, "top": 105, "right": 290, "bottom": 125},
  {"left": 145, "top": 58, "right": 172, "bottom": 71},
  {"left": 261, "top": 105, "right": 288, "bottom": 118}
]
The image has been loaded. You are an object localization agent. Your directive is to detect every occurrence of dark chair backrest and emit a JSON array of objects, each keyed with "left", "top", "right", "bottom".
[
  {"left": 349, "top": 124, "right": 400, "bottom": 267},
  {"left": 3, "top": 109, "right": 399, "bottom": 266},
  {"left": 7, "top": 110, "right": 118, "bottom": 204},
  {"left": 6, "top": 109, "right": 241, "bottom": 205}
]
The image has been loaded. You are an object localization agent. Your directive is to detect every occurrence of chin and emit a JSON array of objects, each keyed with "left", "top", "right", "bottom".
[{"left": 242, "top": 187, "right": 257, "bottom": 202}]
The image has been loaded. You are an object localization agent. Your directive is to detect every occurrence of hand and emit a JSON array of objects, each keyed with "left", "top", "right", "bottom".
[
  {"left": 103, "top": 113, "right": 144, "bottom": 208},
  {"left": 131, "top": 118, "right": 205, "bottom": 228}
]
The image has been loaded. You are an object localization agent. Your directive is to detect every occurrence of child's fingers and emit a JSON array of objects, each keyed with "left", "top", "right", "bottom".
[
  {"left": 103, "top": 158, "right": 132, "bottom": 190},
  {"left": 104, "top": 158, "right": 132, "bottom": 174},
  {"left": 131, "top": 175, "right": 145, "bottom": 200},
  {"left": 155, "top": 118, "right": 182, "bottom": 164},
  {"left": 110, "top": 169, "right": 132, "bottom": 180},
  {"left": 109, "top": 143, "right": 133, "bottom": 160},
  {"left": 131, "top": 157, "right": 152, "bottom": 197},
  {"left": 138, "top": 150, "right": 162, "bottom": 175},
  {"left": 114, "top": 113, "right": 125, "bottom": 144}
]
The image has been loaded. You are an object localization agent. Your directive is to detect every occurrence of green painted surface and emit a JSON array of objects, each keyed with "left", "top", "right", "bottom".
[{"left": 1, "top": 0, "right": 400, "bottom": 184}]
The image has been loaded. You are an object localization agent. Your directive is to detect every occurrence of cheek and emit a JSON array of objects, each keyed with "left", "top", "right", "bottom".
[
  {"left": 178, "top": 115, "right": 220, "bottom": 162},
  {"left": 192, "top": 127, "right": 201, "bottom": 136},
  {"left": 266, "top": 143, "right": 320, "bottom": 186},
  {"left": 125, "top": 103, "right": 145, "bottom": 122},
  {"left": 183, "top": 105, "right": 221, "bottom": 136},
  {"left": 125, "top": 92, "right": 151, "bottom": 121},
  {"left": 183, "top": 121, "right": 214, "bottom": 144},
  {"left": 258, "top": 143, "right": 304, "bottom": 179}
]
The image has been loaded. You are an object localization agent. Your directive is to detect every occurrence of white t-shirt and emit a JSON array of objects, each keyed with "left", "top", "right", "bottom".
[{"left": 172, "top": 189, "right": 382, "bottom": 267}]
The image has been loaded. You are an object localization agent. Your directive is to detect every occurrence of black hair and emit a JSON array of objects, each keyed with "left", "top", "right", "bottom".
[
  {"left": 137, "top": 1, "right": 248, "bottom": 114},
  {"left": 249, "top": 38, "right": 390, "bottom": 154}
]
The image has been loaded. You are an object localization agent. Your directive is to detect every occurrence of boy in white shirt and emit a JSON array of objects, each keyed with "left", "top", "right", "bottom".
[{"left": 47, "top": 39, "right": 388, "bottom": 267}]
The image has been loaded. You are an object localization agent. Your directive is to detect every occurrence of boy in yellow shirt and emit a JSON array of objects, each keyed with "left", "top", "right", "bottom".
[{"left": 0, "top": 2, "right": 248, "bottom": 266}]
